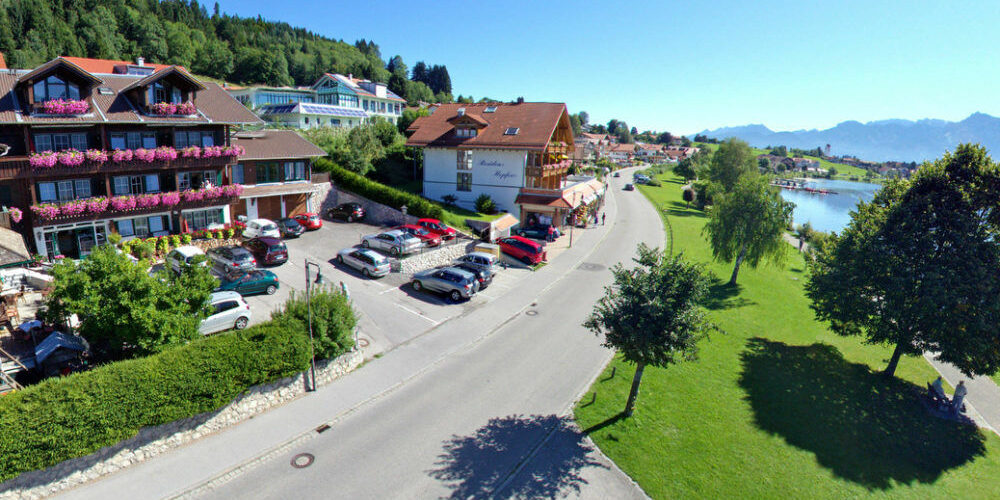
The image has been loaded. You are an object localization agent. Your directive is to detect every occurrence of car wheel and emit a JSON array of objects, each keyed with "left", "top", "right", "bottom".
[
  {"left": 265, "top": 285, "right": 277, "bottom": 295},
  {"left": 362, "top": 240, "right": 370, "bottom": 248},
  {"left": 234, "top": 317, "right": 249, "bottom": 330},
  {"left": 390, "top": 247, "right": 400, "bottom": 256},
  {"left": 450, "top": 290, "right": 462, "bottom": 302},
  {"left": 412, "top": 280, "right": 422, "bottom": 291},
  {"left": 337, "top": 255, "right": 345, "bottom": 264},
  {"left": 363, "top": 268, "right": 371, "bottom": 278}
]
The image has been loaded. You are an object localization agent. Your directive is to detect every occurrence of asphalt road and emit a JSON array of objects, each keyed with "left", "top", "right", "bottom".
[{"left": 56, "top": 167, "right": 663, "bottom": 499}]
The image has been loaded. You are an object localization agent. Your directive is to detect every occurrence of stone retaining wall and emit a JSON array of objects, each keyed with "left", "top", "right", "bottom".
[
  {"left": 397, "top": 240, "right": 478, "bottom": 275},
  {"left": 0, "top": 349, "right": 364, "bottom": 500}
]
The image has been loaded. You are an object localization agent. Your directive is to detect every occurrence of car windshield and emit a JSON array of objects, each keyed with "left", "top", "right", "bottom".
[
  {"left": 234, "top": 253, "right": 253, "bottom": 262},
  {"left": 262, "top": 224, "right": 278, "bottom": 232},
  {"left": 416, "top": 228, "right": 430, "bottom": 236},
  {"left": 269, "top": 244, "right": 286, "bottom": 252},
  {"left": 309, "top": 215, "right": 320, "bottom": 221}
]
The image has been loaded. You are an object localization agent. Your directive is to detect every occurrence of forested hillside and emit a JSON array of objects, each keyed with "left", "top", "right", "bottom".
[{"left": 0, "top": 0, "right": 454, "bottom": 103}]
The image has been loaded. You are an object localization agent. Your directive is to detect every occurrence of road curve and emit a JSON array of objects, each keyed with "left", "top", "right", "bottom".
[{"left": 57, "top": 167, "right": 665, "bottom": 500}]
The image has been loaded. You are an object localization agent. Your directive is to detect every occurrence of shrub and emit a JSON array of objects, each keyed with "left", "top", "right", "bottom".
[
  {"left": 315, "top": 157, "right": 445, "bottom": 220},
  {"left": 136, "top": 240, "right": 155, "bottom": 259},
  {"left": 441, "top": 194, "right": 457, "bottom": 206},
  {"left": 271, "top": 287, "right": 356, "bottom": 360},
  {"left": 107, "top": 231, "right": 122, "bottom": 246},
  {"left": 181, "top": 234, "right": 192, "bottom": 245},
  {"left": 682, "top": 187, "right": 696, "bottom": 206},
  {"left": 646, "top": 178, "right": 662, "bottom": 187},
  {"left": 474, "top": 193, "right": 497, "bottom": 214},
  {"left": 225, "top": 228, "right": 235, "bottom": 239},
  {"left": 169, "top": 234, "right": 181, "bottom": 248},
  {"left": 0, "top": 321, "right": 310, "bottom": 483}
]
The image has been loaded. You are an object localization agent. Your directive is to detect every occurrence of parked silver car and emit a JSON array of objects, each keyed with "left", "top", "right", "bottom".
[
  {"left": 337, "top": 247, "right": 391, "bottom": 278},
  {"left": 198, "top": 291, "right": 252, "bottom": 335},
  {"left": 411, "top": 266, "right": 479, "bottom": 302},
  {"left": 361, "top": 229, "right": 422, "bottom": 257},
  {"left": 207, "top": 245, "right": 257, "bottom": 271},
  {"left": 453, "top": 252, "right": 499, "bottom": 274}
]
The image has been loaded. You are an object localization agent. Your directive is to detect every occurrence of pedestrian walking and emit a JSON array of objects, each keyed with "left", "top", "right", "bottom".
[
  {"left": 953, "top": 381, "right": 968, "bottom": 416},
  {"left": 601, "top": 213, "right": 606, "bottom": 225}
]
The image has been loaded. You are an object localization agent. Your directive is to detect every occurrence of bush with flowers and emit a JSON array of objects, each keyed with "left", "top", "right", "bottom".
[
  {"left": 201, "top": 186, "right": 223, "bottom": 199},
  {"left": 181, "top": 146, "right": 201, "bottom": 158},
  {"left": 85, "top": 149, "right": 108, "bottom": 163},
  {"left": 221, "top": 184, "right": 243, "bottom": 197},
  {"left": 181, "top": 189, "right": 205, "bottom": 202},
  {"left": 86, "top": 197, "right": 109, "bottom": 214},
  {"left": 177, "top": 102, "right": 197, "bottom": 115},
  {"left": 222, "top": 145, "right": 245, "bottom": 157},
  {"left": 201, "top": 146, "right": 223, "bottom": 158},
  {"left": 29, "top": 151, "right": 58, "bottom": 169},
  {"left": 60, "top": 199, "right": 88, "bottom": 216},
  {"left": 57, "top": 150, "right": 85, "bottom": 167},
  {"left": 9, "top": 207, "right": 22, "bottom": 223},
  {"left": 112, "top": 149, "right": 134, "bottom": 163},
  {"left": 41, "top": 99, "right": 90, "bottom": 115}
]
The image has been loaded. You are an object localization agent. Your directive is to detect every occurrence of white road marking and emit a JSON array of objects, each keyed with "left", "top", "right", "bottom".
[{"left": 395, "top": 303, "right": 440, "bottom": 325}]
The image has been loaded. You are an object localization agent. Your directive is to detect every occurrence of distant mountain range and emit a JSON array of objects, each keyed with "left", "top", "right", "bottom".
[{"left": 698, "top": 112, "right": 1000, "bottom": 162}]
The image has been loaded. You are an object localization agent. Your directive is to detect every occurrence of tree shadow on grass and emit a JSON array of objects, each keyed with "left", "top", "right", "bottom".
[
  {"left": 738, "top": 338, "right": 986, "bottom": 490},
  {"left": 665, "top": 202, "right": 707, "bottom": 219},
  {"left": 704, "top": 279, "right": 754, "bottom": 310},
  {"left": 428, "top": 414, "right": 606, "bottom": 499}
]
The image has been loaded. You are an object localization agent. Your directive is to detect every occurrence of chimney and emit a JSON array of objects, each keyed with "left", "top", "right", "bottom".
[
  {"left": 136, "top": 56, "right": 145, "bottom": 66},
  {"left": 457, "top": 108, "right": 465, "bottom": 117}
]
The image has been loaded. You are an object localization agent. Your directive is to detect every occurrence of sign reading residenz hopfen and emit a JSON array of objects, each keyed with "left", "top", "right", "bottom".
[{"left": 480, "top": 160, "right": 519, "bottom": 184}]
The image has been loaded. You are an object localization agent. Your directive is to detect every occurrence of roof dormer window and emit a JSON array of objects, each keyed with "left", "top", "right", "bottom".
[
  {"left": 150, "top": 82, "right": 184, "bottom": 104},
  {"left": 33, "top": 75, "right": 80, "bottom": 103},
  {"left": 456, "top": 128, "right": 478, "bottom": 138}
]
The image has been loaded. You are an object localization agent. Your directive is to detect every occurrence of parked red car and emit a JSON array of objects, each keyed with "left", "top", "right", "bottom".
[
  {"left": 499, "top": 235, "right": 547, "bottom": 265},
  {"left": 293, "top": 212, "right": 323, "bottom": 230},
  {"left": 243, "top": 236, "right": 288, "bottom": 266},
  {"left": 418, "top": 218, "right": 457, "bottom": 240},
  {"left": 395, "top": 224, "right": 442, "bottom": 247}
]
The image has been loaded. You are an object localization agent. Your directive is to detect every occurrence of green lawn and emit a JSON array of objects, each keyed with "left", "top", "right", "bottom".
[{"left": 574, "top": 172, "right": 1000, "bottom": 499}]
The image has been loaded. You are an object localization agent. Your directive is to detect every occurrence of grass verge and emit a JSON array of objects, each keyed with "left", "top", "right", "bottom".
[{"left": 574, "top": 171, "right": 1000, "bottom": 499}]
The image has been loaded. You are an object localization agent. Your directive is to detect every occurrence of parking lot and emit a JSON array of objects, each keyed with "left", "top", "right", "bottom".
[{"left": 234, "top": 219, "right": 536, "bottom": 356}]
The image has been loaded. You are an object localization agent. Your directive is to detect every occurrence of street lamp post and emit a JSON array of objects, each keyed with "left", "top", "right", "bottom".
[{"left": 304, "top": 259, "right": 324, "bottom": 392}]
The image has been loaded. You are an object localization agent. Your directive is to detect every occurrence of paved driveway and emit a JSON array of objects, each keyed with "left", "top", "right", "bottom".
[{"left": 238, "top": 219, "right": 535, "bottom": 355}]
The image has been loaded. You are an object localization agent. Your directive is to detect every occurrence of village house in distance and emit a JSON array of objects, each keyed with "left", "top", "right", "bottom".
[{"left": 406, "top": 101, "right": 604, "bottom": 228}]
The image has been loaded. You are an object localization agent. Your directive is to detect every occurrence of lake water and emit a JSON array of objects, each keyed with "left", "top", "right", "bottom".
[{"left": 777, "top": 178, "right": 881, "bottom": 233}]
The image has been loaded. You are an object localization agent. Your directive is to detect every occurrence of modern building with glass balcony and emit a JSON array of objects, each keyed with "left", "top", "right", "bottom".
[
  {"left": 0, "top": 56, "right": 263, "bottom": 259},
  {"left": 228, "top": 73, "right": 406, "bottom": 129}
]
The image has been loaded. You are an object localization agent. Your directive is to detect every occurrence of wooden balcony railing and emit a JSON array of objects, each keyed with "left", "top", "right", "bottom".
[
  {"left": 0, "top": 156, "right": 234, "bottom": 180},
  {"left": 31, "top": 193, "right": 240, "bottom": 227}
]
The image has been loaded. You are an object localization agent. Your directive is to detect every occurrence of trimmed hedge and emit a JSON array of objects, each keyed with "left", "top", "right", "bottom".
[
  {"left": 0, "top": 318, "right": 311, "bottom": 483},
  {"left": 315, "top": 157, "right": 445, "bottom": 220}
]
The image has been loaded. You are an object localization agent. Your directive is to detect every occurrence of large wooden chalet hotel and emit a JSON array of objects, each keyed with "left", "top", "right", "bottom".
[
  {"left": 0, "top": 56, "right": 321, "bottom": 259},
  {"left": 406, "top": 101, "right": 604, "bottom": 229}
]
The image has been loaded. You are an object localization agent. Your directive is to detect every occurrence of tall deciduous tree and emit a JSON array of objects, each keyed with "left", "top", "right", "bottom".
[
  {"left": 709, "top": 138, "right": 757, "bottom": 192},
  {"left": 584, "top": 244, "right": 716, "bottom": 417},
  {"left": 44, "top": 246, "right": 216, "bottom": 358},
  {"left": 704, "top": 174, "right": 793, "bottom": 284},
  {"left": 806, "top": 144, "right": 1000, "bottom": 378}
]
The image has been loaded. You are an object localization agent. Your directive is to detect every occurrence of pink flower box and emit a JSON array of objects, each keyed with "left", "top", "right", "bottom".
[
  {"left": 57, "top": 150, "right": 85, "bottom": 167},
  {"left": 202, "top": 146, "right": 223, "bottom": 158},
  {"left": 181, "top": 189, "right": 205, "bottom": 202},
  {"left": 29, "top": 152, "right": 58, "bottom": 169},
  {"left": 9, "top": 207, "right": 22, "bottom": 223},
  {"left": 134, "top": 148, "right": 156, "bottom": 163},
  {"left": 110, "top": 196, "right": 137, "bottom": 211},
  {"left": 160, "top": 191, "right": 181, "bottom": 206},
  {"left": 85, "top": 149, "right": 108, "bottom": 163},
  {"left": 41, "top": 99, "right": 90, "bottom": 115},
  {"left": 112, "top": 149, "right": 134, "bottom": 163},
  {"left": 222, "top": 184, "right": 243, "bottom": 197},
  {"left": 86, "top": 197, "right": 109, "bottom": 213},
  {"left": 177, "top": 102, "right": 197, "bottom": 115},
  {"left": 60, "top": 200, "right": 88, "bottom": 216},
  {"left": 181, "top": 146, "right": 202, "bottom": 158},
  {"left": 154, "top": 147, "right": 178, "bottom": 161},
  {"left": 30, "top": 204, "right": 61, "bottom": 219},
  {"left": 135, "top": 193, "right": 161, "bottom": 209},
  {"left": 151, "top": 102, "right": 177, "bottom": 115}
]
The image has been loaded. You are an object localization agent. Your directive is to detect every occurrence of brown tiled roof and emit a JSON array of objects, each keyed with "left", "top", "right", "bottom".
[
  {"left": 232, "top": 130, "right": 326, "bottom": 160},
  {"left": 514, "top": 193, "right": 573, "bottom": 209},
  {"left": 62, "top": 57, "right": 175, "bottom": 74},
  {"left": 406, "top": 102, "right": 568, "bottom": 151},
  {"left": 0, "top": 72, "right": 262, "bottom": 125},
  {"left": 121, "top": 66, "right": 206, "bottom": 93},
  {"left": 17, "top": 58, "right": 103, "bottom": 86}
]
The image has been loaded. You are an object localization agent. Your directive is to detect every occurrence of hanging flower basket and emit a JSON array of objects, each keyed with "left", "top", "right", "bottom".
[
  {"left": 29, "top": 151, "right": 58, "bottom": 169},
  {"left": 154, "top": 146, "right": 178, "bottom": 161},
  {"left": 41, "top": 99, "right": 90, "bottom": 115},
  {"left": 9, "top": 207, "right": 22, "bottom": 223},
  {"left": 110, "top": 196, "right": 137, "bottom": 212},
  {"left": 181, "top": 146, "right": 202, "bottom": 158},
  {"left": 112, "top": 149, "right": 134, "bottom": 163},
  {"left": 30, "top": 204, "right": 61, "bottom": 220},
  {"left": 57, "top": 150, "right": 85, "bottom": 167},
  {"left": 135, "top": 193, "right": 161, "bottom": 209},
  {"left": 60, "top": 199, "right": 88, "bottom": 216},
  {"left": 134, "top": 148, "right": 156, "bottom": 163},
  {"left": 160, "top": 191, "right": 181, "bottom": 207},
  {"left": 85, "top": 149, "right": 108, "bottom": 163}
]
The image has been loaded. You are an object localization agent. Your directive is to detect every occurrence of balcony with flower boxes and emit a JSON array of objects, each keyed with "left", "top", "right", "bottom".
[
  {"left": 0, "top": 145, "right": 244, "bottom": 180},
  {"left": 29, "top": 184, "right": 243, "bottom": 226}
]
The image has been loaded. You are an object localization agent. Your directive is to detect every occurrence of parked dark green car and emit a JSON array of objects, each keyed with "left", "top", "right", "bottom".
[{"left": 215, "top": 270, "right": 280, "bottom": 296}]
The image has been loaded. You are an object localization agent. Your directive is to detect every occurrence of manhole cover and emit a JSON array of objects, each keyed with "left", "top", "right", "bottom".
[
  {"left": 291, "top": 453, "right": 315, "bottom": 468},
  {"left": 577, "top": 263, "right": 605, "bottom": 272},
  {"left": 525, "top": 310, "right": 539, "bottom": 316},
  {"left": 358, "top": 337, "right": 370, "bottom": 348}
]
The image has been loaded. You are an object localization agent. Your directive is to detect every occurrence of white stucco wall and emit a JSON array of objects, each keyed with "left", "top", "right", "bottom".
[{"left": 423, "top": 148, "right": 527, "bottom": 212}]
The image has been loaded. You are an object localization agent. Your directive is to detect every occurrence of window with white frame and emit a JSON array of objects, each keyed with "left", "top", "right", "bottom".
[
  {"left": 38, "top": 178, "right": 91, "bottom": 202},
  {"left": 33, "top": 75, "right": 80, "bottom": 103},
  {"left": 74, "top": 179, "right": 91, "bottom": 198},
  {"left": 34, "top": 133, "right": 88, "bottom": 152},
  {"left": 38, "top": 183, "right": 57, "bottom": 202},
  {"left": 457, "top": 150, "right": 473, "bottom": 170},
  {"left": 284, "top": 161, "right": 307, "bottom": 181}
]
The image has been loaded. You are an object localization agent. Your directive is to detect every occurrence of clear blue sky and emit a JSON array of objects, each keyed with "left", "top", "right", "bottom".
[{"left": 216, "top": 0, "right": 1000, "bottom": 136}]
